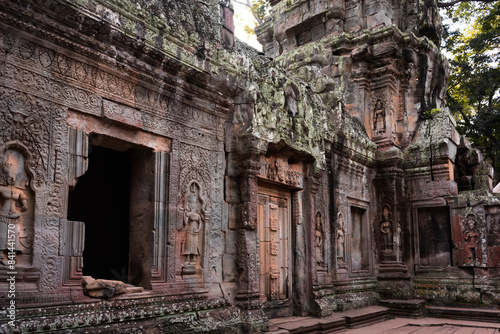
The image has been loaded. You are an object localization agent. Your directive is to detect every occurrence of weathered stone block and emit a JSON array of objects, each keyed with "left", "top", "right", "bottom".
[
  {"left": 222, "top": 254, "right": 238, "bottom": 281},
  {"left": 225, "top": 176, "right": 240, "bottom": 203},
  {"left": 297, "top": 30, "right": 312, "bottom": 46},
  {"left": 311, "top": 23, "right": 325, "bottom": 41},
  {"left": 325, "top": 18, "right": 344, "bottom": 35},
  {"left": 102, "top": 99, "right": 143, "bottom": 129}
]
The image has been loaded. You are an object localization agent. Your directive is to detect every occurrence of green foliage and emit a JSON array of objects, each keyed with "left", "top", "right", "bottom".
[
  {"left": 422, "top": 108, "right": 442, "bottom": 120},
  {"left": 235, "top": 0, "right": 270, "bottom": 36},
  {"left": 250, "top": 0, "right": 269, "bottom": 23},
  {"left": 442, "top": 1, "right": 500, "bottom": 179}
]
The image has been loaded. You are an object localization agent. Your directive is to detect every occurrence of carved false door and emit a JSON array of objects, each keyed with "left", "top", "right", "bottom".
[{"left": 258, "top": 186, "right": 291, "bottom": 303}]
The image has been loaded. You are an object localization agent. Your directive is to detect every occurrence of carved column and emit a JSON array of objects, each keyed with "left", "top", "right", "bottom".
[
  {"left": 308, "top": 172, "right": 337, "bottom": 316},
  {"left": 309, "top": 175, "right": 320, "bottom": 286},
  {"left": 235, "top": 159, "right": 261, "bottom": 306},
  {"left": 375, "top": 153, "right": 413, "bottom": 299},
  {"left": 235, "top": 156, "right": 267, "bottom": 332}
]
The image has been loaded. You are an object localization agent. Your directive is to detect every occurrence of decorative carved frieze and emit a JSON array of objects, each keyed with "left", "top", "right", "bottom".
[
  {"left": 258, "top": 156, "right": 303, "bottom": 188},
  {"left": 102, "top": 99, "right": 143, "bottom": 129}
]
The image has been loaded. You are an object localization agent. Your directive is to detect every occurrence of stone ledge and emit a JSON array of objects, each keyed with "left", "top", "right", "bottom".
[
  {"left": 428, "top": 306, "right": 500, "bottom": 323},
  {"left": 267, "top": 306, "right": 390, "bottom": 333},
  {"left": 379, "top": 299, "right": 427, "bottom": 318}
]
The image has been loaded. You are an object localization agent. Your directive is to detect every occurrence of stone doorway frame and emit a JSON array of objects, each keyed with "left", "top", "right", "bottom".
[
  {"left": 65, "top": 128, "right": 171, "bottom": 288},
  {"left": 257, "top": 183, "right": 294, "bottom": 317},
  {"left": 346, "top": 197, "right": 373, "bottom": 278}
]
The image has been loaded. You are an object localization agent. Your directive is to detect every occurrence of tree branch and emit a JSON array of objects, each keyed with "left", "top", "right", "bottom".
[
  {"left": 437, "top": 0, "right": 497, "bottom": 8},
  {"left": 488, "top": 83, "right": 499, "bottom": 108},
  {"left": 233, "top": 0, "right": 264, "bottom": 25}
]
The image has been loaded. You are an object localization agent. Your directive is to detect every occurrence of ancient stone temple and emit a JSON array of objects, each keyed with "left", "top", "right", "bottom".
[{"left": 0, "top": 0, "right": 499, "bottom": 332}]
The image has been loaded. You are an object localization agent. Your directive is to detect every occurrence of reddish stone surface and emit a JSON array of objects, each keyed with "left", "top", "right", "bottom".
[{"left": 0, "top": 0, "right": 499, "bottom": 333}]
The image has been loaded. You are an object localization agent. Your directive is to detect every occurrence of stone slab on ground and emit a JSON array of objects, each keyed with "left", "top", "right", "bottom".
[
  {"left": 427, "top": 306, "right": 500, "bottom": 323},
  {"left": 267, "top": 306, "right": 389, "bottom": 333},
  {"left": 339, "top": 317, "right": 500, "bottom": 333},
  {"left": 340, "top": 306, "right": 391, "bottom": 328},
  {"left": 379, "top": 299, "right": 427, "bottom": 318},
  {"left": 267, "top": 306, "right": 500, "bottom": 334}
]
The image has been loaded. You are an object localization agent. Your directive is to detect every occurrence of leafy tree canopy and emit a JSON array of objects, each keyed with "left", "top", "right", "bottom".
[{"left": 441, "top": 1, "right": 500, "bottom": 180}]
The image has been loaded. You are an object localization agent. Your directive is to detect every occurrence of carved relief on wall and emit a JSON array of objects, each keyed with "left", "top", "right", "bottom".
[
  {"left": 394, "top": 222, "right": 402, "bottom": 252},
  {"left": 380, "top": 205, "right": 393, "bottom": 251},
  {"left": 370, "top": 88, "right": 398, "bottom": 144},
  {"left": 336, "top": 212, "right": 347, "bottom": 271},
  {"left": 457, "top": 210, "right": 486, "bottom": 267},
  {"left": 0, "top": 146, "right": 34, "bottom": 266},
  {"left": 315, "top": 212, "right": 325, "bottom": 267},
  {"left": 259, "top": 156, "right": 303, "bottom": 188},
  {"left": 0, "top": 89, "right": 51, "bottom": 184},
  {"left": 181, "top": 180, "right": 207, "bottom": 275},
  {"left": 373, "top": 99, "right": 386, "bottom": 135},
  {"left": 178, "top": 143, "right": 218, "bottom": 278},
  {"left": 379, "top": 204, "right": 404, "bottom": 263},
  {"left": 464, "top": 214, "right": 479, "bottom": 265}
]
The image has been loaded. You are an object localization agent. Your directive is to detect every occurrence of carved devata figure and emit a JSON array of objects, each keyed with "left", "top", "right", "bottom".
[
  {"left": 380, "top": 205, "right": 393, "bottom": 250},
  {"left": 0, "top": 148, "right": 30, "bottom": 264},
  {"left": 182, "top": 180, "right": 206, "bottom": 274},
  {"left": 373, "top": 99, "right": 386, "bottom": 134},
  {"left": 464, "top": 213, "right": 479, "bottom": 265},
  {"left": 315, "top": 212, "right": 325, "bottom": 266},
  {"left": 337, "top": 212, "right": 347, "bottom": 269}
]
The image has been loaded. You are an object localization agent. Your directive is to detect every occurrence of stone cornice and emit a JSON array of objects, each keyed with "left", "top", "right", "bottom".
[{"left": 0, "top": 0, "right": 244, "bottom": 113}]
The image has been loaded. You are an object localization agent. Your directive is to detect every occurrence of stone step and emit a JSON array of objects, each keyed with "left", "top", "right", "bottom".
[
  {"left": 428, "top": 306, "right": 500, "bottom": 323},
  {"left": 266, "top": 306, "right": 390, "bottom": 333},
  {"left": 379, "top": 299, "right": 427, "bottom": 318},
  {"left": 341, "top": 306, "right": 391, "bottom": 328}
]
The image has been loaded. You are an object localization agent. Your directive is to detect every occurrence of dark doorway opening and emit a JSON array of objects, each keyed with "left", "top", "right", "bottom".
[
  {"left": 68, "top": 145, "right": 132, "bottom": 282},
  {"left": 418, "top": 207, "right": 452, "bottom": 266}
]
